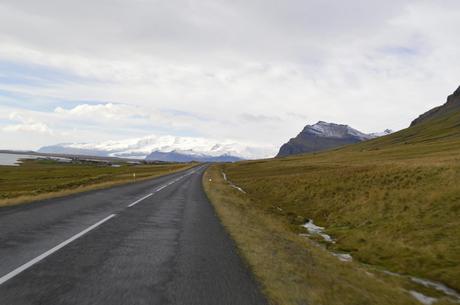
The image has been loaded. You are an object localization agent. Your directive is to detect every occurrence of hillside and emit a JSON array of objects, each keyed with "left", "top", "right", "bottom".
[
  {"left": 207, "top": 86, "right": 460, "bottom": 304},
  {"left": 411, "top": 85, "right": 460, "bottom": 126}
]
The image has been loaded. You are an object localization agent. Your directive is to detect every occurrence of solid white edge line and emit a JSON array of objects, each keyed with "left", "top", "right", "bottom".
[
  {"left": 127, "top": 193, "right": 153, "bottom": 207},
  {"left": 0, "top": 214, "right": 116, "bottom": 286}
]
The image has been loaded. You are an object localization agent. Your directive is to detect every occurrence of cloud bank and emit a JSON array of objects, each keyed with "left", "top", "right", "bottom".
[{"left": 0, "top": 0, "right": 459, "bottom": 156}]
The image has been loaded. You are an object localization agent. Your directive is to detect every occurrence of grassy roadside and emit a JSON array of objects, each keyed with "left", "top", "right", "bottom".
[
  {"left": 0, "top": 159, "right": 194, "bottom": 207},
  {"left": 214, "top": 110, "right": 460, "bottom": 298},
  {"left": 204, "top": 108, "right": 460, "bottom": 303},
  {"left": 221, "top": 146, "right": 460, "bottom": 294},
  {"left": 204, "top": 165, "right": 426, "bottom": 305}
]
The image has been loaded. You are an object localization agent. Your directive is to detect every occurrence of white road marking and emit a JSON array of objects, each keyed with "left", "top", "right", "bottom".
[
  {"left": 0, "top": 214, "right": 116, "bottom": 286},
  {"left": 127, "top": 193, "right": 153, "bottom": 207},
  {"left": 131, "top": 171, "right": 194, "bottom": 203},
  {"left": 151, "top": 167, "right": 201, "bottom": 193},
  {"left": 0, "top": 166, "right": 205, "bottom": 286}
]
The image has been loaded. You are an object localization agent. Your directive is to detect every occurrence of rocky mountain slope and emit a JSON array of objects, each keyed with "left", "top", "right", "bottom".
[
  {"left": 276, "top": 121, "right": 391, "bottom": 157},
  {"left": 38, "top": 135, "right": 273, "bottom": 162},
  {"left": 411, "top": 85, "right": 460, "bottom": 126}
]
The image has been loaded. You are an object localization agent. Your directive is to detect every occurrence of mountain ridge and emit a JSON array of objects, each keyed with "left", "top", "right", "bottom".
[
  {"left": 38, "top": 135, "right": 273, "bottom": 162},
  {"left": 276, "top": 121, "right": 391, "bottom": 157},
  {"left": 411, "top": 85, "right": 460, "bottom": 126}
]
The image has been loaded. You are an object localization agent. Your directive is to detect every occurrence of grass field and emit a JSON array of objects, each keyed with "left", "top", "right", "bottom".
[
  {"left": 0, "top": 158, "right": 193, "bottom": 207},
  {"left": 204, "top": 110, "right": 460, "bottom": 304},
  {"left": 204, "top": 167, "right": 425, "bottom": 305}
]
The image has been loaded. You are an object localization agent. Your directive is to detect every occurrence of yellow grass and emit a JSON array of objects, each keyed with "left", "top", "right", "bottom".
[
  {"left": 0, "top": 160, "right": 194, "bottom": 207},
  {"left": 204, "top": 165, "right": 427, "bottom": 305}
]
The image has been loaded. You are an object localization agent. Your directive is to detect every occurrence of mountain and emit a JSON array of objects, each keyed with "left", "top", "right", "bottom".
[
  {"left": 145, "top": 151, "right": 242, "bottom": 163},
  {"left": 276, "top": 121, "right": 391, "bottom": 157},
  {"left": 368, "top": 129, "right": 393, "bottom": 138},
  {"left": 38, "top": 135, "right": 273, "bottom": 162},
  {"left": 411, "top": 85, "right": 460, "bottom": 126}
]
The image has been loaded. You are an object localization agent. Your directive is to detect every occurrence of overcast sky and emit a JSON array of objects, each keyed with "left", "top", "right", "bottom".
[{"left": 0, "top": 0, "right": 459, "bottom": 155}]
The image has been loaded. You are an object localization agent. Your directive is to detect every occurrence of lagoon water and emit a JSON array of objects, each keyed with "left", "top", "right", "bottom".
[{"left": 0, "top": 153, "right": 39, "bottom": 166}]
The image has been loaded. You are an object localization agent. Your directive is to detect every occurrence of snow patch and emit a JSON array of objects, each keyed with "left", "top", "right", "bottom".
[
  {"left": 306, "top": 121, "right": 371, "bottom": 140},
  {"left": 368, "top": 129, "right": 393, "bottom": 138},
  {"left": 302, "top": 220, "right": 335, "bottom": 243},
  {"left": 409, "top": 291, "right": 437, "bottom": 305},
  {"left": 222, "top": 171, "right": 246, "bottom": 193},
  {"left": 231, "top": 185, "right": 246, "bottom": 193},
  {"left": 382, "top": 270, "right": 402, "bottom": 277},
  {"left": 331, "top": 253, "right": 353, "bottom": 262},
  {"left": 304, "top": 121, "right": 392, "bottom": 140},
  {"left": 410, "top": 277, "right": 460, "bottom": 301},
  {"left": 381, "top": 269, "right": 460, "bottom": 303},
  {"left": 300, "top": 220, "right": 353, "bottom": 262}
]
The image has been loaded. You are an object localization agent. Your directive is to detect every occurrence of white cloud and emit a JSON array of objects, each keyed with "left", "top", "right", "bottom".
[
  {"left": 54, "top": 103, "right": 145, "bottom": 120},
  {"left": 0, "top": 0, "right": 459, "bottom": 155},
  {"left": 2, "top": 122, "right": 52, "bottom": 134},
  {"left": 2, "top": 112, "right": 53, "bottom": 135}
]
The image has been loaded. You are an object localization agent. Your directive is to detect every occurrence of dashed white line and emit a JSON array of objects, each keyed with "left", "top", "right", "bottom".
[
  {"left": 0, "top": 214, "right": 116, "bottom": 286},
  {"left": 127, "top": 193, "right": 153, "bottom": 207},
  {"left": 129, "top": 173, "right": 189, "bottom": 206},
  {"left": 151, "top": 168, "right": 200, "bottom": 194},
  {"left": 0, "top": 166, "right": 205, "bottom": 286},
  {"left": 129, "top": 170, "right": 196, "bottom": 206}
]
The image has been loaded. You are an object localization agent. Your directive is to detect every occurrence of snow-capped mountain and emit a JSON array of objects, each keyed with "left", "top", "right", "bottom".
[
  {"left": 305, "top": 121, "right": 372, "bottom": 140},
  {"left": 38, "top": 135, "right": 275, "bottom": 162},
  {"left": 276, "top": 121, "right": 392, "bottom": 157},
  {"left": 368, "top": 129, "right": 394, "bottom": 138}
]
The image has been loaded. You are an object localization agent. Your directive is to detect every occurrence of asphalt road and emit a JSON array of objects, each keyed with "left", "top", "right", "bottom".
[{"left": 0, "top": 165, "right": 268, "bottom": 305}]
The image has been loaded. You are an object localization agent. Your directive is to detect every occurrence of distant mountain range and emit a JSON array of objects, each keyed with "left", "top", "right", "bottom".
[
  {"left": 145, "top": 151, "right": 242, "bottom": 163},
  {"left": 44, "top": 86, "right": 460, "bottom": 163},
  {"left": 38, "top": 135, "right": 273, "bottom": 162},
  {"left": 411, "top": 85, "right": 460, "bottom": 126},
  {"left": 276, "top": 121, "right": 392, "bottom": 157},
  {"left": 39, "top": 124, "right": 394, "bottom": 162}
]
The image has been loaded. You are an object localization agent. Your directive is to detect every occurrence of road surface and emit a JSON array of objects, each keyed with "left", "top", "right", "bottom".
[{"left": 0, "top": 165, "right": 267, "bottom": 305}]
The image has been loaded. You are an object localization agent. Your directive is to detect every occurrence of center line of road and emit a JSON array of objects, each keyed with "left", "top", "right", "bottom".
[
  {"left": 128, "top": 167, "right": 200, "bottom": 207},
  {"left": 0, "top": 214, "right": 116, "bottom": 286},
  {"left": 152, "top": 172, "right": 191, "bottom": 192},
  {"left": 127, "top": 193, "right": 153, "bottom": 207},
  {"left": 0, "top": 167, "right": 204, "bottom": 287}
]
